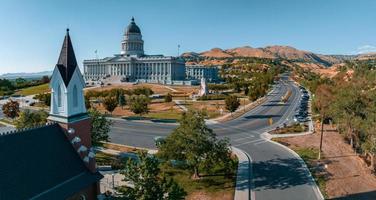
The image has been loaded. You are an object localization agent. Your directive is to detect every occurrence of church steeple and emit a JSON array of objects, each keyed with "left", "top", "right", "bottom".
[
  {"left": 56, "top": 28, "right": 78, "bottom": 86},
  {"left": 49, "top": 29, "right": 87, "bottom": 120}
]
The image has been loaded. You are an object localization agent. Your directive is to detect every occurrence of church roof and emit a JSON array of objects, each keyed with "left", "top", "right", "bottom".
[
  {"left": 57, "top": 29, "right": 79, "bottom": 86},
  {"left": 126, "top": 17, "right": 141, "bottom": 34},
  {"left": 0, "top": 123, "right": 102, "bottom": 200}
]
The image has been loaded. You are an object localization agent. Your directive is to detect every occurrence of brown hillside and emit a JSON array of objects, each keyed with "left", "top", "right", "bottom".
[
  {"left": 226, "top": 46, "right": 275, "bottom": 58},
  {"left": 201, "top": 48, "right": 233, "bottom": 58}
]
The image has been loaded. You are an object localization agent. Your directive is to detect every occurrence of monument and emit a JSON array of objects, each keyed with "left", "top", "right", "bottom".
[{"left": 198, "top": 78, "right": 209, "bottom": 96}]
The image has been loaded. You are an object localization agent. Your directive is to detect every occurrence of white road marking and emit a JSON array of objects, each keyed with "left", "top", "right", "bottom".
[
  {"left": 233, "top": 135, "right": 255, "bottom": 141},
  {"left": 234, "top": 138, "right": 265, "bottom": 146}
]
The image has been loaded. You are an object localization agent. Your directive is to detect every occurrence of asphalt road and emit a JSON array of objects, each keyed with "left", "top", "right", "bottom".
[{"left": 109, "top": 74, "right": 321, "bottom": 200}]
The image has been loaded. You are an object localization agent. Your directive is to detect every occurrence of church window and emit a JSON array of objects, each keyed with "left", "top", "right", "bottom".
[
  {"left": 57, "top": 84, "right": 62, "bottom": 107},
  {"left": 73, "top": 85, "right": 78, "bottom": 107}
]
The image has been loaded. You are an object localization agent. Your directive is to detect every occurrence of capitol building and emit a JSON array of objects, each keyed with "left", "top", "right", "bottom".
[{"left": 84, "top": 18, "right": 197, "bottom": 85}]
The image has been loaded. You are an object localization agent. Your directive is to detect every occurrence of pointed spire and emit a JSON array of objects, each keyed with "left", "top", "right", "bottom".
[
  {"left": 131, "top": 16, "right": 134, "bottom": 22},
  {"left": 56, "top": 28, "right": 78, "bottom": 86}
]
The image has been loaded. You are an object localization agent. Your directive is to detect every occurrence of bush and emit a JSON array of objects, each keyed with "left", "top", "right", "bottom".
[
  {"left": 164, "top": 93, "right": 173, "bottom": 102},
  {"left": 197, "top": 94, "right": 227, "bottom": 101}
]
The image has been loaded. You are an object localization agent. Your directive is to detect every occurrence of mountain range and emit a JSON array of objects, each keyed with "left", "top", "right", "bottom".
[
  {"left": 182, "top": 45, "right": 376, "bottom": 67},
  {"left": 0, "top": 71, "right": 52, "bottom": 80}
]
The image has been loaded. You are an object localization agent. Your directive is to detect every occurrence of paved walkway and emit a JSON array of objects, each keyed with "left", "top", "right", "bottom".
[{"left": 232, "top": 147, "right": 254, "bottom": 200}]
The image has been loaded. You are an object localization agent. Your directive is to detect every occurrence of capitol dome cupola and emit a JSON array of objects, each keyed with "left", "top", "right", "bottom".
[
  {"left": 126, "top": 17, "right": 141, "bottom": 34},
  {"left": 121, "top": 17, "right": 144, "bottom": 56}
]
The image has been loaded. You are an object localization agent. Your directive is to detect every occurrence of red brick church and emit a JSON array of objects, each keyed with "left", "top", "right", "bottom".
[{"left": 0, "top": 29, "right": 102, "bottom": 200}]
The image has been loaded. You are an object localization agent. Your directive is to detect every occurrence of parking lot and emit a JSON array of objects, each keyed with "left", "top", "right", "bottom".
[{"left": 294, "top": 85, "right": 310, "bottom": 123}]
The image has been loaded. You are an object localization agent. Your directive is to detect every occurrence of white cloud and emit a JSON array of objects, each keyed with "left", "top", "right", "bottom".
[{"left": 355, "top": 45, "right": 376, "bottom": 55}]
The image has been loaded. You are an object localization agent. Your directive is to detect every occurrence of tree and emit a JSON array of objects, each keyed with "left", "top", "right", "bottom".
[
  {"left": 117, "top": 151, "right": 186, "bottom": 200},
  {"left": 129, "top": 95, "right": 150, "bottom": 116},
  {"left": 41, "top": 75, "right": 50, "bottom": 84},
  {"left": 102, "top": 96, "right": 118, "bottom": 115},
  {"left": 314, "top": 84, "right": 333, "bottom": 159},
  {"left": 118, "top": 94, "right": 126, "bottom": 109},
  {"left": 158, "top": 110, "right": 232, "bottom": 179},
  {"left": 34, "top": 93, "right": 51, "bottom": 106},
  {"left": 225, "top": 95, "right": 240, "bottom": 114},
  {"left": 15, "top": 109, "right": 48, "bottom": 130},
  {"left": 164, "top": 93, "right": 173, "bottom": 103},
  {"left": 88, "top": 109, "right": 112, "bottom": 146},
  {"left": 84, "top": 95, "right": 91, "bottom": 109},
  {"left": 133, "top": 87, "right": 154, "bottom": 96},
  {"left": 2, "top": 100, "right": 19, "bottom": 119}
]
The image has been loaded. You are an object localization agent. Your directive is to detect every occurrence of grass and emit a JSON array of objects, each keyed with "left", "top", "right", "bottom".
[
  {"left": 95, "top": 152, "right": 125, "bottom": 170},
  {"left": 16, "top": 83, "right": 49, "bottom": 96},
  {"left": 146, "top": 111, "right": 182, "bottom": 120},
  {"left": 95, "top": 149, "right": 237, "bottom": 198},
  {"left": 161, "top": 162, "right": 237, "bottom": 197},
  {"left": 270, "top": 123, "right": 307, "bottom": 134}
]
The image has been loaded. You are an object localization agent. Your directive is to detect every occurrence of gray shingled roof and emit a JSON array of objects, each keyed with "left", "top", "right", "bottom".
[
  {"left": 0, "top": 123, "right": 102, "bottom": 200},
  {"left": 57, "top": 29, "right": 78, "bottom": 87}
]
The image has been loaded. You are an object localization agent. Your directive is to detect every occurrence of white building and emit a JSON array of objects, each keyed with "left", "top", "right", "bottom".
[
  {"left": 186, "top": 65, "right": 220, "bottom": 82},
  {"left": 84, "top": 18, "right": 187, "bottom": 85}
]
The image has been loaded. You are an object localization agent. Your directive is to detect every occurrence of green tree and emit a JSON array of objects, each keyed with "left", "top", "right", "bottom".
[
  {"left": 158, "top": 110, "right": 231, "bottom": 179},
  {"left": 133, "top": 87, "right": 154, "bottom": 96},
  {"left": 15, "top": 109, "right": 48, "bottom": 130},
  {"left": 117, "top": 151, "right": 186, "bottom": 200},
  {"left": 118, "top": 94, "right": 126, "bottom": 109},
  {"left": 129, "top": 95, "right": 150, "bottom": 116},
  {"left": 103, "top": 96, "right": 118, "bottom": 115},
  {"left": 314, "top": 84, "right": 333, "bottom": 159},
  {"left": 2, "top": 100, "right": 19, "bottom": 119},
  {"left": 84, "top": 95, "right": 91, "bottom": 109},
  {"left": 225, "top": 95, "right": 240, "bottom": 114},
  {"left": 164, "top": 93, "right": 173, "bottom": 103},
  {"left": 88, "top": 109, "right": 112, "bottom": 146},
  {"left": 34, "top": 93, "right": 51, "bottom": 106}
]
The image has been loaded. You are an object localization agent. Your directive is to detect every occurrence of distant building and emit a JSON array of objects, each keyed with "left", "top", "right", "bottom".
[
  {"left": 0, "top": 29, "right": 102, "bottom": 200},
  {"left": 186, "top": 64, "right": 220, "bottom": 82},
  {"left": 84, "top": 18, "right": 219, "bottom": 85},
  {"left": 84, "top": 17, "right": 187, "bottom": 85}
]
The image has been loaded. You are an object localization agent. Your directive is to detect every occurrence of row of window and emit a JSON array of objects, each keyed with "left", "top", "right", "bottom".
[{"left": 56, "top": 84, "right": 78, "bottom": 108}]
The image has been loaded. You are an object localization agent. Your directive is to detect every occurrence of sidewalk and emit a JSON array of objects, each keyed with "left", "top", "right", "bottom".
[{"left": 232, "top": 147, "right": 254, "bottom": 200}]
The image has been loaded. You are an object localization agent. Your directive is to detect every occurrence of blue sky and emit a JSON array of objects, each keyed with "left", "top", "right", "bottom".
[{"left": 0, "top": 0, "right": 375, "bottom": 73}]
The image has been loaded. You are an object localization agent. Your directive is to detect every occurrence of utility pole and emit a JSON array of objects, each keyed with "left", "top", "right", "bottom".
[{"left": 318, "top": 116, "right": 325, "bottom": 159}]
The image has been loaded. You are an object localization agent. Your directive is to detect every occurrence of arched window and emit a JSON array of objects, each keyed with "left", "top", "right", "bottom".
[
  {"left": 73, "top": 85, "right": 78, "bottom": 107},
  {"left": 57, "top": 84, "right": 62, "bottom": 107}
]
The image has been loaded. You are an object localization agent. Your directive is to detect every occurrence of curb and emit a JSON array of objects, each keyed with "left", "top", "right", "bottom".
[
  {"left": 0, "top": 120, "right": 16, "bottom": 128},
  {"left": 261, "top": 132, "right": 324, "bottom": 200},
  {"left": 232, "top": 146, "right": 255, "bottom": 200}
]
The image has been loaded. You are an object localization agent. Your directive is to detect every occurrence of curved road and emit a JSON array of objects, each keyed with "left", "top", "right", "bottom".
[{"left": 108, "top": 74, "right": 322, "bottom": 200}]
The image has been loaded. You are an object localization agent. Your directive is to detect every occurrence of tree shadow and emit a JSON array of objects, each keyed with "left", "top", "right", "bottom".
[
  {"left": 251, "top": 157, "right": 316, "bottom": 191},
  {"left": 244, "top": 114, "right": 282, "bottom": 119}
]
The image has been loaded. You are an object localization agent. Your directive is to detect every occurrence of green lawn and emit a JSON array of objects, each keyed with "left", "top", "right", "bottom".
[
  {"left": 16, "top": 83, "right": 50, "bottom": 96},
  {"left": 146, "top": 111, "right": 182, "bottom": 120},
  {"left": 161, "top": 164, "right": 236, "bottom": 196},
  {"left": 95, "top": 151, "right": 237, "bottom": 198}
]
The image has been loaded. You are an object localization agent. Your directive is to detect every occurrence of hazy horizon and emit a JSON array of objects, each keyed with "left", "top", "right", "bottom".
[{"left": 0, "top": 0, "right": 375, "bottom": 73}]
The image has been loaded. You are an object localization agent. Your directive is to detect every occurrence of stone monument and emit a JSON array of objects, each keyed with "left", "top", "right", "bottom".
[{"left": 198, "top": 78, "right": 209, "bottom": 96}]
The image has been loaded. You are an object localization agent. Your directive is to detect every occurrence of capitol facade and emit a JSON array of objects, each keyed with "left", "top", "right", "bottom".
[{"left": 84, "top": 18, "right": 190, "bottom": 85}]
